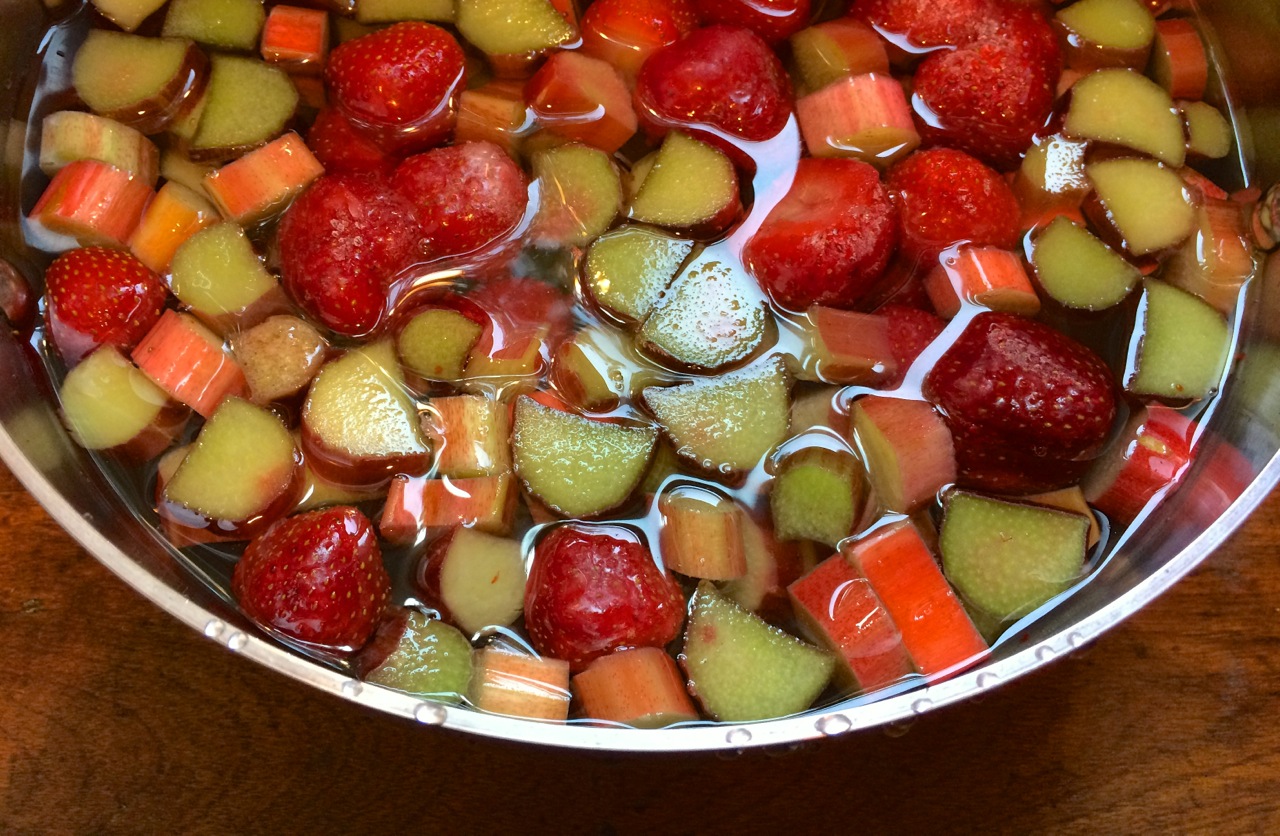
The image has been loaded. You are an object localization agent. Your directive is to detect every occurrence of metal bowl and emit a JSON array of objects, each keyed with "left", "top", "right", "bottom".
[{"left": 1, "top": 0, "right": 1277, "bottom": 752}]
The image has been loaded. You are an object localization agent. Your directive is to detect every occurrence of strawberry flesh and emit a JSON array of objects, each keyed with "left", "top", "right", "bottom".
[
  {"left": 231, "top": 506, "right": 391, "bottom": 650},
  {"left": 581, "top": 0, "right": 700, "bottom": 60},
  {"left": 306, "top": 107, "right": 399, "bottom": 176},
  {"left": 878, "top": 302, "right": 945, "bottom": 384},
  {"left": 849, "top": 0, "right": 1002, "bottom": 51},
  {"left": 44, "top": 246, "right": 167, "bottom": 365},
  {"left": 692, "top": 0, "right": 812, "bottom": 44},
  {"left": 524, "top": 524, "right": 686, "bottom": 671}
]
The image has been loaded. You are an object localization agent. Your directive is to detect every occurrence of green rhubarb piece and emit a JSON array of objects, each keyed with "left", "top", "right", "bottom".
[
  {"left": 364, "top": 612, "right": 473, "bottom": 701},
  {"left": 1127, "top": 279, "right": 1231, "bottom": 400},
  {"left": 190, "top": 55, "right": 298, "bottom": 156},
  {"left": 456, "top": 0, "right": 576, "bottom": 56},
  {"left": 169, "top": 223, "right": 277, "bottom": 316},
  {"left": 356, "top": 0, "right": 454, "bottom": 23},
  {"left": 397, "top": 308, "right": 484, "bottom": 382},
  {"left": 770, "top": 446, "right": 862, "bottom": 547},
  {"left": 162, "top": 0, "right": 266, "bottom": 50},
  {"left": 1031, "top": 216, "right": 1141, "bottom": 310},
  {"left": 584, "top": 225, "right": 692, "bottom": 322},
  {"left": 530, "top": 143, "right": 623, "bottom": 248},
  {"left": 1087, "top": 158, "right": 1195, "bottom": 256}
]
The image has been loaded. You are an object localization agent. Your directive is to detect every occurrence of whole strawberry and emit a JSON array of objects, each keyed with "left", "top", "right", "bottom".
[
  {"left": 44, "top": 246, "right": 167, "bottom": 365},
  {"left": 879, "top": 303, "right": 945, "bottom": 385},
  {"left": 525, "top": 524, "right": 685, "bottom": 671},
  {"left": 306, "top": 107, "right": 399, "bottom": 176},
  {"left": 232, "top": 506, "right": 391, "bottom": 650},
  {"left": 850, "top": 0, "right": 1002, "bottom": 51},
  {"left": 326, "top": 22, "right": 467, "bottom": 154},
  {"left": 277, "top": 173, "right": 419, "bottom": 337},
  {"left": 692, "top": 0, "right": 811, "bottom": 43},
  {"left": 923, "top": 312, "right": 1117, "bottom": 493}
]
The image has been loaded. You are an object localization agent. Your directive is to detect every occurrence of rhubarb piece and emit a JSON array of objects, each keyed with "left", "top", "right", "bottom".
[
  {"left": 1162, "top": 198, "right": 1256, "bottom": 313},
  {"left": 71, "top": 32, "right": 206, "bottom": 134},
  {"left": 397, "top": 307, "right": 485, "bottom": 383},
  {"left": 1023, "top": 486, "right": 1102, "bottom": 548},
  {"left": 529, "top": 143, "right": 623, "bottom": 248},
  {"left": 356, "top": 0, "right": 453, "bottom": 23},
  {"left": 1083, "top": 403, "right": 1196, "bottom": 523},
  {"left": 161, "top": 397, "right": 301, "bottom": 539},
  {"left": 294, "top": 455, "right": 384, "bottom": 513},
  {"left": 658, "top": 485, "right": 747, "bottom": 579},
  {"left": 202, "top": 131, "right": 324, "bottom": 224},
  {"left": 801, "top": 306, "right": 895, "bottom": 386},
  {"left": 456, "top": 0, "right": 576, "bottom": 57},
  {"left": 455, "top": 81, "right": 533, "bottom": 155},
  {"left": 167, "top": 222, "right": 285, "bottom": 332},
  {"left": 261, "top": 5, "right": 330, "bottom": 69},
  {"left": 583, "top": 225, "right": 692, "bottom": 323},
  {"left": 643, "top": 356, "right": 790, "bottom": 474},
  {"left": 128, "top": 181, "right": 219, "bottom": 274},
  {"left": 423, "top": 395, "right": 511, "bottom": 478},
  {"left": 684, "top": 581, "right": 834, "bottom": 722},
  {"left": 1182, "top": 101, "right": 1233, "bottom": 160},
  {"left": 788, "top": 385, "right": 841, "bottom": 436},
  {"left": 59, "top": 346, "right": 187, "bottom": 463},
  {"left": 229, "top": 315, "right": 328, "bottom": 404},
  {"left": 160, "top": 147, "right": 216, "bottom": 194},
  {"left": 512, "top": 396, "right": 657, "bottom": 518},
  {"left": 1149, "top": 18, "right": 1208, "bottom": 101},
  {"left": 301, "top": 340, "right": 431, "bottom": 489},
  {"left": 360, "top": 611, "right": 472, "bottom": 701},
  {"left": 1086, "top": 158, "right": 1195, "bottom": 256},
  {"left": 418, "top": 527, "right": 525, "bottom": 635},
  {"left": 1064, "top": 69, "right": 1186, "bottom": 167},
  {"left": 29, "top": 160, "right": 153, "bottom": 248},
  {"left": 1029, "top": 216, "right": 1141, "bottom": 310},
  {"left": 639, "top": 439, "right": 685, "bottom": 495},
  {"left": 163, "top": 0, "right": 266, "bottom": 51},
  {"left": 796, "top": 73, "right": 918, "bottom": 167},
  {"left": 525, "top": 51, "right": 637, "bottom": 155},
  {"left": 770, "top": 446, "right": 863, "bottom": 547},
  {"left": 188, "top": 55, "right": 298, "bottom": 160},
  {"left": 1014, "top": 134, "right": 1090, "bottom": 230},
  {"left": 40, "top": 112, "right": 159, "bottom": 186},
  {"left": 573, "top": 647, "right": 699, "bottom": 728},
  {"left": 463, "top": 331, "right": 546, "bottom": 393},
  {"left": 789, "top": 18, "right": 889, "bottom": 93},
  {"left": 1054, "top": 0, "right": 1155, "bottom": 70},
  {"left": 469, "top": 647, "right": 571, "bottom": 721},
  {"left": 638, "top": 256, "right": 771, "bottom": 373},
  {"left": 851, "top": 396, "right": 956, "bottom": 514},
  {"left": 940, "top": 490, "right": 1089, "bottom": 622},
  {"left": 551, "top": 336, "right": 619, "bottom": 412},
  {"left": 720, "top": 513, "right": 804, "bottom": 619},
  {"left": 166, "top": 85, "right": 208, "bottom": 146},
  {"left": 132, "top": 310, "right": 247, "bottom": 417},
  {"left": 89, "top": 0, "right": 169, "bottom": 32},
  {"left": 1126, "top": 279, "right": 1231, "bottom": 401},
  {"left": 380, "top": 472, "right": 517, "bottom": 542},
  {"left": 579, "top": 0, "right": 699, "bottom": 83},
  {"left": 923, "top": 246, "right": 1040, "bottom": 319},
  {"left": 627, "top": 132, "right": 740, "bottom": 234}
]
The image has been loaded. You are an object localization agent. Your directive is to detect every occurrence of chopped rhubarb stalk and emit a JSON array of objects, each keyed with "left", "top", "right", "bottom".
[
  {"left": 579, "top": 0, "right": 698, "bottom": 84},
  {"left": 525, "top": 388, "right": 575, "bottom": 414},
  {"left": 456, "top": 81, "right": 532, "bottom": 156},
  {"left": 379, "top": 472, "right": 518, "bottom": 543},
  {"left": 657, "top": 486, "right": 747, "bottom": 580},
  {"left": 795, "top": 73, "right": 919, "bottom": 167},
  {"left": 787, "top": 555, "right": 913, "bottom": 692},
  {"left": 1162, "top": 198, "right": 1256, "bottom": 314},
  {"left": 851, "top": 396, "right": 957, "bottom": 514},
  {"left": 1180, "top": 167, "right": 1229, "bottom": 203},
  {"left": 29, "top": 160, "right": 153, "bottom": 248},
  {"left": 422, "top": 395, "right": 513, "bottom": 478},
  {"left": 203, "top": 131, "right": 324, "bottom": 225},
  {"left": 40, "top": 111, "right": 159, "bottom": 186},
  {"left": 805, "top": 306, "right": 896, "bottom": 385},
  {"left": 770, "top": 445, "right": 864, "bottom": 548},
  {"left": 464, "top": 331, "right": 545, "bottom": 390},
  {"left": 524, "top": 51, "right": 638, "bottom": 155},
  {"left": 1150, "top": 18, "right": 1208, "bottom": 100},
  {"left": 416, "top": 526, "right": 525, "bottom": 635},
  {"left": 1053, "top": 0, "right": 1155, "bottom": 72},
  {"left": 469, "top": 647, "right": 571, "bottom": 721},
  {"left": 845, "top": 520, "right": 989, "bottom": 678},
  {"left": 131, "top": 310, "right": 247, "bottom": 418},
  {"left": 1023, "top": 486, "right": 1102, "bottom": 548},
  {"left": 1013, "top": 135, "right": 1089, "bottom": 232},
  {"left": 261, "top": 6, "right": 330, "bottom": 72},
  {"left": 1083, "top": 404, "right": 1197, "bottom": 523},
  {"left": 789, "top": 18, "right": 889, "bottom": 93},
  {"left": 457, "top": 0, "right": 578, "bottom": 72},
  {"left": 127, "top": 181, "right": 219, "bottom": 274},
  {"left": 573, "top": 647, "right": 699, "bottom": 728},
  {"left": 924, "top": 246, "right": 1041, "bottom": 319}
]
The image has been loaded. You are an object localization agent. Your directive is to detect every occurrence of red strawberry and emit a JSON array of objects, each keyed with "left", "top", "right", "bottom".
[
  {"left": 886, "top": 148, "right": 1021, "bottom": 265},
  {"left": 849, "top": 0, "right": 1001, "bottom": 51},
  {"left": 524, "top": 524, "right": 685, "bottom": 671},
  {"left": 44, "top": 246, "right": 167, "bottom": 365},
  {"left": 634, "top": 24, "right": 793, "bottom": 155},
  {"left": 306, "top": 107, "right": 398, "bottom": 176},
  {"left": 878, "top": 303, "right": 945, "bottom": 383},
  {"left": 744, "top": 157, "right": 899, "bottom": 310},
  {"left": 922, "top": 311, "right": 1117, "bottom": 493},
  {"left": 692, "top": 0, "right": 811, "bottom": 43},
  {"left": 231, "top": 506, "right": 391, "bottom": 650},
  {"left": 394, "top": 141, "right": 529, "bottom": 261},
  {"left": 325, "top": 22, "right": 467, "bottom": 154},
  {"left": 278, "top": 173, "right": 419, "bottom": 337},
  {"left": 580, "top": 0, "right": 699, "bottom": 80}
]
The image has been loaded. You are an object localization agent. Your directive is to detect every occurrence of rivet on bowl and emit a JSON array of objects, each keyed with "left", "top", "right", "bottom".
[
  {"left": 725, "top": 727, "right": 752, "bottom": 746},
  {"left": 1035, "top": 645, "right": 1058, "bottom": 663},
  {"left": 203, "top": 619, "right": 225, "bottom": 639},
  {"left": 911, "top": 698, "right": 934, "bottom": 715},
  {"left": 413, "top": 703, "right": 447, "bottom": 726},
  {"left": 226, "top": 631, "right": 247, "bottom": 652},
  {"left": 340, "top": 679, "right": 362, "bottom": 698},
  {"left": 816, "top": 714, "right": 852, "bottom": 736}
]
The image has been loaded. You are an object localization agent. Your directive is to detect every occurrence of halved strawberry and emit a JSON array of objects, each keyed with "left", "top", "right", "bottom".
[
  {"left": 232, "top": 506, "right": 391, "bottom": 651},
  {"left": 44, "top": 246, "right": 167, "bottom": 365},
  {"left": 306, "top": 107, "right": 398, "bottom": 176},
  {"left": 394, "top": 141, "right": 528, "bottom": 261},
  {"left": 580, "top": 0, "right": 700, "bottom": 80},
  {"left": 922, "top": 311, "right": 1117, "bottom": 493},
  {"left": 278, "top": 173, "right": 419, "bottom": 337},
  {"left": 744, "top": 157, "right": 899, "bottom": 310},
  {"left": 692, "top": 0, "right": 811, "bottom": 44},
  {"left": 878, "top": 302, "right": 945, "bottom": 384},
  {"left": 886, "top": 148, "right": 1021, "bottom": 265},
  {"left": 325, "top": 22, "right": 467, "bottom": 154}
]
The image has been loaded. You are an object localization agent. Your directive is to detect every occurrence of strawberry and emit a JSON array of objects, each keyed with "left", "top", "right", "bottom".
[
  {"left": 394, "top": 141, "right": 528, "bottom": 261},
  {"left": 325, "top": 22, "right": 467, "bottom": 154},
  {"left": 886, "top": 148, "right": 1021, "bottom": 266},
  {"left": 849, "top": 0, "right": 1002, "bottom": 51},
  {"left": 278, "top": 173, "right": 419, "bottom": 337},
  {"left": 634, "top": 24, "right": 793, "bottom": 154},
  {"left": 306, "top": 107, "right": 398, "bottom": 176},
  {"left": 691, "top": 0, "right": 811, "bottom": 43},
  {"left": 524, "top": 524, "right": 685, "bottom": 671},
  {"left": 231, "top": 506, "right": 391, "bottom": 650},
  {"left": 878, "top": 302, "right": 945, "bottom": 384},
  {"left": 922, "top": 311, "right": 1117, "bottom": 493},
  {"left": 580, "top": 0, "right": 700, "bottom": 80},
  {"left": 469, "top": 275, "right": 574, "bottom": 350},
  {"left": 745, "top": 158, "right": 899, "bottom": 310},
  {"left": 44, "top": 246, "right": 167, "bottom": 365}
]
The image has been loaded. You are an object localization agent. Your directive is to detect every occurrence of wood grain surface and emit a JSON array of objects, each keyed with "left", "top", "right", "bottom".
[{"left": 1, "top": 461, "right": 1278, "bottom": 835}]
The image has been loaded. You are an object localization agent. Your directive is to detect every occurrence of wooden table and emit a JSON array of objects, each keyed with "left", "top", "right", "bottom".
[{"left": 1, "top": 462, "right": 1277, "bottom": 834}]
